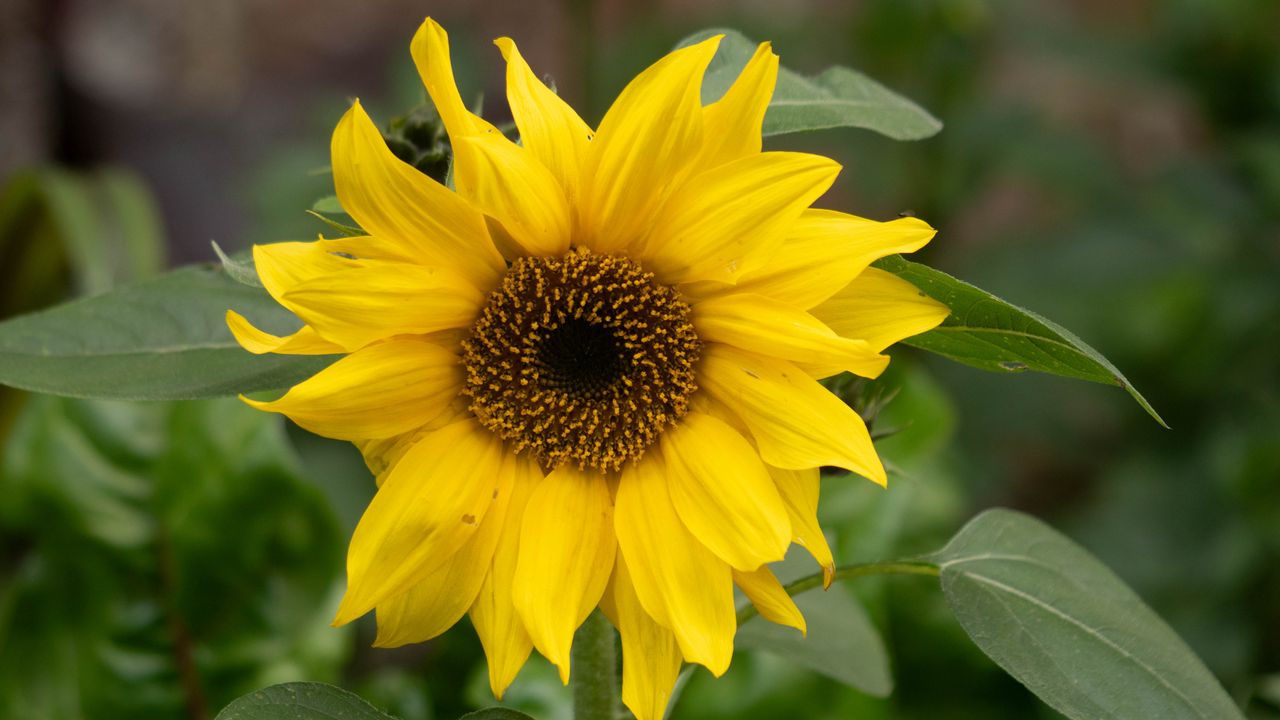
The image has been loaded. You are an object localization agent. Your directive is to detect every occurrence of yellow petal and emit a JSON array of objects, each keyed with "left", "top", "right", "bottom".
[
  {"left": 409, "top": 18, "right": 497, "bottom": 138},
  {"left": 252, "top": 242, "right": 483, "bottom": 351},
  {"left": 642, "top": 152, "right": 839, "bottom": 285},
  {"left": 692, "top": 293, "right": 888, "bottom": 380},
  {"left": 315, "top": 235, "right": 416, "bottom": 263},
  {"left": 698, "top": 345, "right": 887, "bottom": 485},
  {"left": 330, "top": 101, "right": 504, "bottom": 290},
  {"left": 334, "top": 418, "right": 505, "bottom": 624},
  {"left": 277, "top": 256, "right": 483, "bottom": 350},
  {"left": 768, "top": 465, "right": 836, "bottom": 588},
  {"left": 494, "top": 37, "right": 593, "bottom": 207},
  {"left": 241, "top": 337, "right": 460, "bottom": 441},
  {"left": 603, "top": 557, "right": 684, "bottom": 720},
  {"left": 356, "top": 400, "right": 472, "bottom": 486},
  {"left": 253, "top": 241, "right": 353, "bottom": 305},
  {"left": 661, "top": 411, "right": 790, "bottom": 571},
  {"left": 513, "top": 465, "right": 616, "bottom": 682},
  {"left": 225, "top": 310, "right": 345, "bottom": 355},
  {"left": 811, "top": 266, "right": 950, "bottom": 352},
  {"left": 373, "top": 452, "right": 520, "bottom": 647},
  {"left": 732, "top": 210, "right": 938, "bottom": 309},
  {"left": 615, "top": 454, "right": 735, "bottom": 675},
  {"left": 452, "top": 131, "right": 571, "bottom": 258},
  {"left": 412, "top": 18, "right": 564, "bottom": 261},
  {"left": 355, "top": 431, "right": 418, "bottom": 484},
  {"left": 580, "top": 36, "right": 721, "bottom": 254},
  {"left": 470, "top": 453, "right": 541, "bottom": 698},
  {"left": 690, "top": 395, "right": 837, "bottom": 585},
  {"left": 697, "top": 42, "right": 778, "bottom": 168},
  {"left": 733, "top": 565, "right": 806, "bottom": 634}
]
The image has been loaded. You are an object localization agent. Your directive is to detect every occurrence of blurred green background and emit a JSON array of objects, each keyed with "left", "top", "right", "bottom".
[{"left": 1, "top": 1, "right": 1277, "bottom": 718}]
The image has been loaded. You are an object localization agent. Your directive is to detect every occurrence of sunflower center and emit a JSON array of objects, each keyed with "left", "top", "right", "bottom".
[{"left": 462, "top": 248, "right": 700, "bottom": 472}]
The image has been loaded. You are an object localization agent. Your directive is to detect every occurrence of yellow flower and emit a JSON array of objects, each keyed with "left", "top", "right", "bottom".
[{"left": 228, "top": 18, "right": 948, "bottom": 720}]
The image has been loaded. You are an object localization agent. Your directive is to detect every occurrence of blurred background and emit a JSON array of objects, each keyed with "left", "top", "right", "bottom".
[{"left": 2, "top": 0, "right": 1278, "bottom": 718}]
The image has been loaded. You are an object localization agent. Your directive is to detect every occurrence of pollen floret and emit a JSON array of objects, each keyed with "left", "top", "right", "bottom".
[{"left": 462, "top": 248, "right": 700, "bottom": 472}]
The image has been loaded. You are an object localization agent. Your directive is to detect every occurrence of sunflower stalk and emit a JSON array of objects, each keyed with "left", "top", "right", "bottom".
[{"left": 571, "top": 611, "right": 620, "bottom": 720}]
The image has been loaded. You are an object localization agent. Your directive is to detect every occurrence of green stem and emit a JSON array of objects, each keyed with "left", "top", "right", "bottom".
[
  {"left": 736, "top": 560, "right": 940, "bottom": 625},
  {"left": 572, "top": 610, "right": 618, "bottom": 720}
]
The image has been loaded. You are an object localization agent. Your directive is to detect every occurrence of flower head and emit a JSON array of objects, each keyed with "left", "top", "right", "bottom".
[{"left": 228, "top": 18, "right": 947, "bottom": 720}]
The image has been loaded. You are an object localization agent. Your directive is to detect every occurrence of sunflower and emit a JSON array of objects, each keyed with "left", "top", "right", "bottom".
[{"left": 228, "top": 18, "right": 948, "bottom": 720}]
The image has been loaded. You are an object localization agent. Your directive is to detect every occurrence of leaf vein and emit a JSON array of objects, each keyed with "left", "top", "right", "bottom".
[{"left": 962, "top": 572, "right": 1209, "bottom": 719}]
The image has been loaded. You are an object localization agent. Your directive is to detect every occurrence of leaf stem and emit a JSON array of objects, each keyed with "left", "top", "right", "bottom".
[
  {"left": 571, "top": 610, "right": 618, "bottom": 720},
  {"left": 736, "top": 561, "right": 940, "bottom": 625}
]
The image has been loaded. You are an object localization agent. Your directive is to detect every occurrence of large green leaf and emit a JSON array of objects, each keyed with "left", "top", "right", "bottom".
[
  {"left": 0, "top": 264, "right": 336, "bottom": 400},
  {"left": 216, "top": 683, "right": 395, "bottom": 720},
  {"left": 735, "top": 552, "right": 891, "bottom": 696},
  {"left": 875, "top": 254, "right": 1167, "bottom": 426},
  {"left": 930, "top": 509, "right": 1245, "bottom": 720},
  {"left": 678, "top": 29, "right": 941, "bottom": 140}
]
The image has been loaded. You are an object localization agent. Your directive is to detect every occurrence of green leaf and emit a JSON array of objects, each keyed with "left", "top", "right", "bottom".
[
  {"left": 735, "top": 551, "right": 892, "bottom": 696},
  {"left": 874, "top": 254, "right": 1167, "bottom": 427},
  {"left": 678, "top": 29, "right": 941, "bottom": 140},
  {"left": 457, "top": 708, "right": 538, "bottom": 720},
  {"left": 216, "top": 682, "right": 396, "bottom": 720},
  {"left": 308, "top": 196, "right": 363, "bottom": 236},
  {"left": 304, "top": 210, "right": 364, "bottom": 237},
  {"left": 212, "top": 241, "right": 263, "bottom": 288},
  {"left": 930, "top": 509, "right": 1245, "bottom": 720},
  {"left": 0, "top": 264, "right": 336, "bottom": 400},
  {"left": 310, "top": 195, "right": 344, "bottom": 215}
]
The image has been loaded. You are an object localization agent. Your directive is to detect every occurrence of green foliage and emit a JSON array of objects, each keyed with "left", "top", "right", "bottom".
[
  {"left": 306, "top": 196, "right": 363, "bottom": 237},
  {"left": 310, "top": 196, "right": 344, "bottom": 215},
  {"left": 381, "top": 103, "right": 455, "bottom": 183},
  {"left": 813, "top": 2, "right": 1279, "bottom": 715},
  {"left": 678, "top": 29, "right": 942, "bottom": 140},
  {"left": 0, "top": 167, "right": 171, "bottom": 435},
  {"left": 212, "top": 241, "right": 263, "bottom": 288},
  {"left": 875, "top": 254, "right": 1167, "bottom": 427},
  {"left": 728, "top": 507, "right": 1248, "bottom": 720},
  {"left": 457, "top": 709, "right": 538, "bottom": 720},
  {"left": 216, "top": 682, "right": 397, "bottom": 720},
  {"left": 461, "top": 655, "right": 573, "bottom": 720},
  {"left": 215, "top": 682, "right": 537, "bottom": 720},
  {"left": 735, "top": 552, "right": 892, "bottom": 696},
  {"left": 929, "top": 509, "right": 1245, "bottom": 720},
  {"left": 0, "top": 396, "right": 348, "bottom": 719},
  {"left": 0, "top": 264, "right": 336, "bottom": 400},
  {"left": 0, "top": 168, "right": 164, "bottom": 303}
]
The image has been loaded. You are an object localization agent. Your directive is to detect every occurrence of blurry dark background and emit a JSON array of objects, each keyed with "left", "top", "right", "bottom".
[{"left": 2, "top": 1, "right": 1278, "bottom": 719}]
